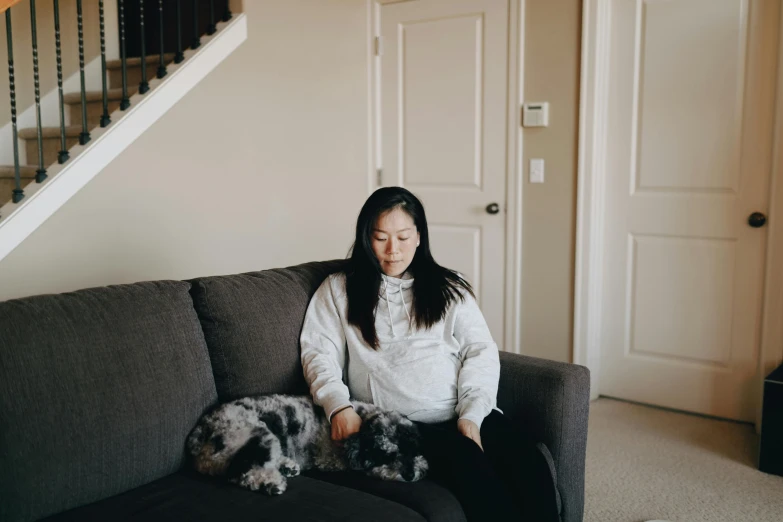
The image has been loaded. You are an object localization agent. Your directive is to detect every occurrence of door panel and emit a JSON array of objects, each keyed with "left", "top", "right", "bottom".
[
  {"left": 379, "top": 0, "right": 509, "bottom": 344},
  {"left": 600, "top": 0, "right": 778, "bottom": 421}
]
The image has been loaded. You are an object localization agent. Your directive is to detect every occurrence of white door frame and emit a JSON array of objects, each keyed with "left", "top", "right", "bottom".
[
  {"left": 573, "top": 0, "right": 783, "bottom": 429},
  {"left": 366, "top": 0, "right": 526, "bottom": 354}
]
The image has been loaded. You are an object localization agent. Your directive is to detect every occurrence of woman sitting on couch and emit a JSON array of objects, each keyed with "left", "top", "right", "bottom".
[{"left": 300, "top": 186, "right": 560, "bottom": 522}]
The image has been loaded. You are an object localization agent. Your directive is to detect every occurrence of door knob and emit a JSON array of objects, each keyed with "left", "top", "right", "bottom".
[
  {"left": 748, "top": 212, "right": 767, "bottom": 228},
  {"left": 486, "top": 203, "right": 500, "bottom": 215}
]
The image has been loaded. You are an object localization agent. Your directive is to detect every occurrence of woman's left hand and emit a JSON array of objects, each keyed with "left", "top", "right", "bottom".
[{"left": 457, "top": 419, "right": 483, "bottom": 451}]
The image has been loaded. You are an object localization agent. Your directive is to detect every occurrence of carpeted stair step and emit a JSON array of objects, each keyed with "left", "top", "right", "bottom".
[
  {"left": 0, "top": 165, "right": 37, "bottom": 204},
  {"left": 106, "top": 53, "right": 176, "bottom": 91},
  {"left": 18, "top": 126, "right": 83, "bottom": 167},
  {"left": 64, "top": 88, "right": 137, "bottom": 127}
]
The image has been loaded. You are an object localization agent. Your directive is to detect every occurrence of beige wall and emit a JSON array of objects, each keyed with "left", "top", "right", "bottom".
[
  {"left": 0, "top": 0, "right": 369, "bottom": 298},
  {"left": 520, "top": 0, "right": 582, "bottom": 362},
  {"left": 0, "top": 0, "right": 582, "bottom": 364}
]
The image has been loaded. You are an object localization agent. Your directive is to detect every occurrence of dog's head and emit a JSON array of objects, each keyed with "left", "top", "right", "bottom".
[{"left": 343, "top": 410, "right": 428, "bottom": 482}]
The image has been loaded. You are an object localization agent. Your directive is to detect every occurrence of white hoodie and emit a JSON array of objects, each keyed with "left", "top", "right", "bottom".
[{"left": 300, "top": 272, "right": 500, "bottom": 428}]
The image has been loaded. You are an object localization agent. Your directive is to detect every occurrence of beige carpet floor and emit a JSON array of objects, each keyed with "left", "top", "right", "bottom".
[{"left": 584, "top": 398, "right": 783, "bottom": 522}]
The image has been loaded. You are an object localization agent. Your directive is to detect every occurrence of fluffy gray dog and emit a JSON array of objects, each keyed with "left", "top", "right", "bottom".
[{"left": 186, "top": 394, "right": 428, "bottom": 495}]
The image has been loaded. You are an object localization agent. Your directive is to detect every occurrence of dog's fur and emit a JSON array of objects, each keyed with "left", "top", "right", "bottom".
[{"left": 186, "top": 394, "right": 428, "bottom": 495}]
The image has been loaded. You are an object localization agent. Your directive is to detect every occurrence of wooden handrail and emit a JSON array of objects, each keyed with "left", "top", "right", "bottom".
[{"left": 1, "top": 0, "right": 23, "bottom": 15}]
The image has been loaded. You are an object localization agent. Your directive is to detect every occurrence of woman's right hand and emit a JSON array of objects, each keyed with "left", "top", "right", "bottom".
[{"left": 331, "top": 407, "right": 362, "bottom": 441}]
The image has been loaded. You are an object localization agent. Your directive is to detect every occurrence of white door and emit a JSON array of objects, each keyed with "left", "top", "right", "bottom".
[
  {"left": 599, "top": 0, "right": 778, "bottom": 421},
  {"left": 378, "top": 0, "right": 509, "bottom": 345}
]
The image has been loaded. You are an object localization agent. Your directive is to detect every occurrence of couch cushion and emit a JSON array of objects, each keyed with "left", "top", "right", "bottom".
[
  {"left": 304, "top": 471, "right": 466, "bottom": 522},
  {"left": 41, "top": 471, "right": 427, "bottom": 522},
  {"left": 0, "top": 282, "right": 218, "bottom": 522},
  {"left": 188, "top": 260, "right": 346, "bottom": 401}
]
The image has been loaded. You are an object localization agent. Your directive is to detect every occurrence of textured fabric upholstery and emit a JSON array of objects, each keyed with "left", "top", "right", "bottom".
[
  {"left": 497, "top": 351, "right": 591, "bottom": 522},
  {"left": 41, "top": 471, "right": 427, "bottom": 522},
  {"left": 0, "top": 282, "right": 218, "bottom": 522},
  {"left": 188, "top": 260, "right": 346, "bottom": 400}
]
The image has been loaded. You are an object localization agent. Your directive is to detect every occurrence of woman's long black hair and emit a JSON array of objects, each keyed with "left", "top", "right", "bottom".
[{"left": 344, "top": 186, "right": 474, "bottom": 349}]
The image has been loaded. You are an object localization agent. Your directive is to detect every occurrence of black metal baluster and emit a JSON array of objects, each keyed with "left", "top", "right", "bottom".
[
  {"left": 156, "top": 0, "right": 166, "bottom": 78},
  {"left": 174, "top": 0, "right": 183, "bottom": 63},
  {"left": 222, "top": 0, "right": 231, "bottom": 21},
  {"left": 119, "top": 0, "right": 130, "bottom": 109},
  {"left": 99, "top": 0, "right": 110, "bottom": 126},
  {"left": 53, "top": 0, "right": 68, "bottom": 162},
  {"left": 207, "top": 0, "right": 215, "bottom": 35},
  {"left": 138, "top": 0, "right": 148, "bottom": 93},
  {"left": 30, "top": 0, "right": 47, "bottom": 182},
  {"left": 191, "top": 0, "right": 200, "bottom": 49},
  {"left": 76, "top": 0, "right": 90, "bottom": 145},
  {"left": 6, "top": 10, "right": 23, "bottom": 202}
]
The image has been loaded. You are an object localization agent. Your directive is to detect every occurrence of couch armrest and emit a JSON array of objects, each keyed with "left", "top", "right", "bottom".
[{"left": 497, "top": 351, "right": 590, "bottom": 522}]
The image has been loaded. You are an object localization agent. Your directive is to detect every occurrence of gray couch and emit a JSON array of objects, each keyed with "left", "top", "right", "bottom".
[{"left": 0, "top": 260, "right": 590, "bottom": 522}]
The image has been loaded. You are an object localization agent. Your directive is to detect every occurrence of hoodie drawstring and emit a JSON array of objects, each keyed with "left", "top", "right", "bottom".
[
  {"left": 382, "top": 277, "right": 412, "bottom": 339},
  {"left": 400, "top": 286, "right": 412, "bottom": 327},
  {"left": 384, "top": 281, "right": 397, "bottom": 338}
]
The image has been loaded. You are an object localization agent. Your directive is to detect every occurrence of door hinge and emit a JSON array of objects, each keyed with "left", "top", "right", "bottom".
[
  {"left": 375, "top": 36, "right": 383, "bottom": 56},
  {"left": 377, "top": 168, "right": 383, "bottom": 186}
]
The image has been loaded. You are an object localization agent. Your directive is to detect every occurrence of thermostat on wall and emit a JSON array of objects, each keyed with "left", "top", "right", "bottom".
[{"left": 523, "top": 102, "right": 549, "bottom": 127}]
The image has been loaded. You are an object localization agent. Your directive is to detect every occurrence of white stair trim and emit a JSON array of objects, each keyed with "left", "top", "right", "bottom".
[{"left": 0, "top": 14, "right": 247, "bottom": 264}]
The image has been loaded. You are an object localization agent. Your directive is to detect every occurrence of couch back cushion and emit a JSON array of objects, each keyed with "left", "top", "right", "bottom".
[
  {"left": 0, "top": 281, "right": 218, "bottom": 522},
  {"left": 188, "top": 260, "right": 345, "bottom": 401}
]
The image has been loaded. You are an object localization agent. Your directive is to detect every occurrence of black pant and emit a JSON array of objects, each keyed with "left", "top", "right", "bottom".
[{"left": 415, "top": 410, "right": 559, "bottom": 522}]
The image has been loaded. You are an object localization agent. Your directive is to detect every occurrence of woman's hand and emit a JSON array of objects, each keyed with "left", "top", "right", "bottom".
[
  {"left": 331, "top": 407, "right": 362, "bottom": 441},
  {"left": 457, "top": 419, "right": 483, "bottom": 451}
]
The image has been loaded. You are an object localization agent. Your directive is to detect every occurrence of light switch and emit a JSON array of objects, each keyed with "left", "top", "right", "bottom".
[{"left": 530, "top": 159, "right": 545, "bottom": 183}]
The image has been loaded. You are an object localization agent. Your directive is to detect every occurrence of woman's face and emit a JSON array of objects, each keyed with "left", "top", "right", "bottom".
[{"left": 371, "top": 208, "right": 420, "bottom": 277}]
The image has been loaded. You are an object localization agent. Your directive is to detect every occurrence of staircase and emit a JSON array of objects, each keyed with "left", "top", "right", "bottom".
[
  {"left": 0, "top": 0, "right": 247, "bottom": 262},
  {"left": 1, "top": 55, "right": 167, "bottom": 185}
]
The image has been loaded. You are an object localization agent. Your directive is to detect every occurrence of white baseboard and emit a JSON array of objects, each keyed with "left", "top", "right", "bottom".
[{"left": 0, "top": 14, "right": 248, "bottom": 263}]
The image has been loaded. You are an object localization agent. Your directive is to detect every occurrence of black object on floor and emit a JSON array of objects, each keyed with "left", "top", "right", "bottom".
[{"left": 759, "top": 362, "right": 783, "bottom": 477}]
